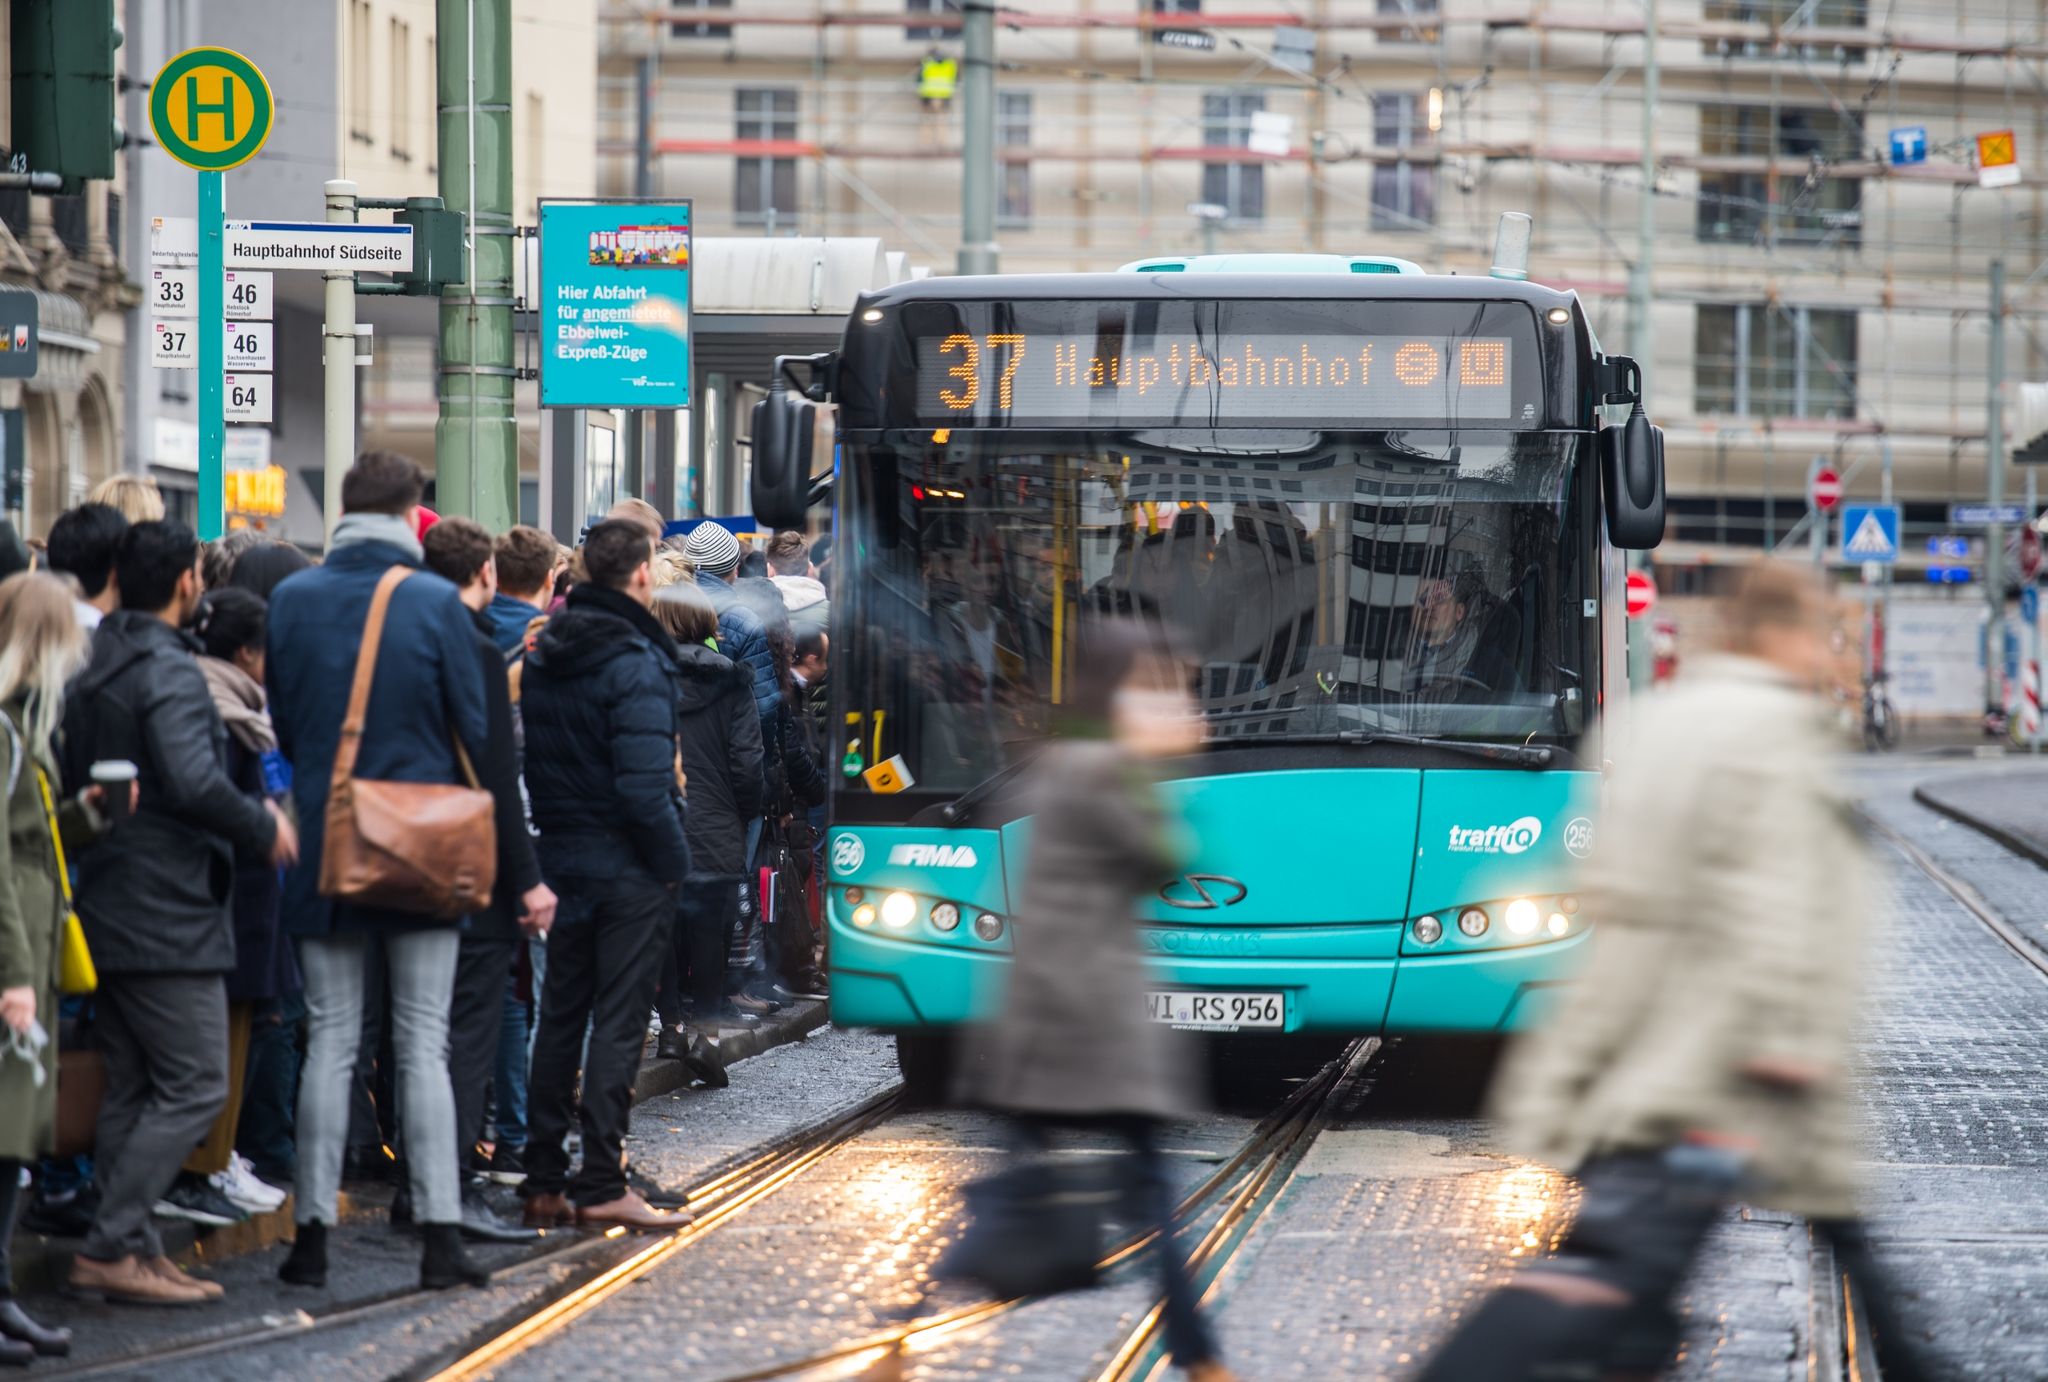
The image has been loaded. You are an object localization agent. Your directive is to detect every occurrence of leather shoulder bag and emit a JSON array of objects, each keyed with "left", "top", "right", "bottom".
[{"left": 318, "top": 566, "right": 497, "bottom": 919}]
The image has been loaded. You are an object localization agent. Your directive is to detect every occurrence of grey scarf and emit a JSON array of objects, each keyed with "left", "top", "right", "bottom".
[
  {"left": 198, "top": 656, "right": 277, "bottom": 756},
  {"left": 330, "top": 511, "right": 423, "bottom": 563}
]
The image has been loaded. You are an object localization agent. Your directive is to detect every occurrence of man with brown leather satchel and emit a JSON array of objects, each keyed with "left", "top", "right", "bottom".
[
  {"left": 518, "top": 518, "right": 693, "bottom": 1231},
  {"left": 263, "top": 451, "right": 495, "bottom": 1292}
]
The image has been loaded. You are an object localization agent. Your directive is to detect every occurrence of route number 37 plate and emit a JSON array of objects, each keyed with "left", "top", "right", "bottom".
[{"left": 1145, "top": 991, "right": 1284, "bottom": 1030}]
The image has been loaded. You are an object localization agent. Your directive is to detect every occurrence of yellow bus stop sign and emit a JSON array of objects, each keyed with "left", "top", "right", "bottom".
[{"left": 150, "top": 47, "right": 274, "bottom": 172}]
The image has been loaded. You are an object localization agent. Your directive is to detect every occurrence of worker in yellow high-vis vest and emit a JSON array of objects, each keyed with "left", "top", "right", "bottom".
[{"left": 918, "top": 49, "right": 958, "bottom": 113}]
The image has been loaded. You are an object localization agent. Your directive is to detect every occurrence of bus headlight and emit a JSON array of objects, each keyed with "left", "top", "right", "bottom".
[
  {"left": 1505, "top": 898, "right": 1540, "bottom": 935},
  {"left": 852, "top": 904, "right": 877, "bottom": 929},
  {"left": 881, "top": 891, "right": 917, "bottom": 929},
  {"left": 972, "top": 913, "right": 1005, "bottom": 943},
  {"left": 1413, "top": 914, "right": 1443, "bottom": 944},
  {"left": 1457, "top": 907, "right": 1489, "bottom": 937},
  {"left": 931, "top": 902, "right": 961, "bottom": 932},
  {"left": 1548, "top": 912, "right": 1570, "bottom": 937}
]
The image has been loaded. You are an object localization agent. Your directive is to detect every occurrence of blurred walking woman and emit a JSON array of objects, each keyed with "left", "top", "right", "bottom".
[
  {"left": 0, "top": 573, "right": 104, "bottom": 1361},
  {"left": 957, "top": 624, "right": 1236, "bottom": 1382}
]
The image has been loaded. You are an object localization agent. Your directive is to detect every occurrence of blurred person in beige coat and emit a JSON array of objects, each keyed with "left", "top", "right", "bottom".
[{"left": 1416, "top": 562, "right": 1934, "bottom": 1382}]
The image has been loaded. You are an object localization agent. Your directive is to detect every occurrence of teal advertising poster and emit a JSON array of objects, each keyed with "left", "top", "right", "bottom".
[{"left": 539, "top": 200, "right": 691, "bottom": 409}]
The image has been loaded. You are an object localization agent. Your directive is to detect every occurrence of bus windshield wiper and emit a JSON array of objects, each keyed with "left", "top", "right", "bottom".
[
  {"left": 938, "top": 741, "right": 1052, "bottom": 824},
  {"left": 1202, "top": 729, "right": 1558, "bottom": 769}
]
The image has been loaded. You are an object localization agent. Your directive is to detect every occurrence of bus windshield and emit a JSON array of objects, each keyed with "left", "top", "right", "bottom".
[{"left": 834, "top": 430, "right": 1598, "bottom": 806}]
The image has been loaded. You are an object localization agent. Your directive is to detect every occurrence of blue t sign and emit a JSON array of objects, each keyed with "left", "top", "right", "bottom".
[{"left": 1890, "top": 126, "right": 1929, "bottom": 166}]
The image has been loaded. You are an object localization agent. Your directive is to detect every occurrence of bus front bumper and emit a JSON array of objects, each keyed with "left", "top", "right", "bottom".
[{"left": 828, "top": 921, "right": 1589, "bottom": 1036}]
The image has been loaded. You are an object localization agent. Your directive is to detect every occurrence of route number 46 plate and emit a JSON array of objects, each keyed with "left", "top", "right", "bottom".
[{"left": 1145, "top": 991, "right": 1284, "bottom": 1030}]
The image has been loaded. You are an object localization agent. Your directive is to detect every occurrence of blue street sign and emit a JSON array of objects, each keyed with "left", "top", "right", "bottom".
[
  {"left": 1841, "top": 503, "right": 1901, "bottom": 564},
  {"left": 1928, "top": 566, "right": 1974, "bottom": 584},
  {"left": 538, "top": 199, "right": 692, "bottom": 409},
  {"left": 1889, "top": 126, "right": 1929, "bottom": 166},
  {"left": 1927, "top": 534, "right": 1971, "bottom": 559},
  {"left": 1948, "top": 502, "right": 2029, "bottom": 526},
  {"left": 2024, "top": 587, "right": 2040, "bottom": 624}
]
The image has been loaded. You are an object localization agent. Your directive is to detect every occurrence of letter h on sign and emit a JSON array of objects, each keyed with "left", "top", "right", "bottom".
[{"left": 185, "top": 74, "right": 237, "bottom": 143}]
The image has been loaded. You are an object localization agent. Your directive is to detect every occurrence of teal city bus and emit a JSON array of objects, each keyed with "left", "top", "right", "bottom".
[{"left": 750, "top": 241, "right": 1666, "bottom": 1093}]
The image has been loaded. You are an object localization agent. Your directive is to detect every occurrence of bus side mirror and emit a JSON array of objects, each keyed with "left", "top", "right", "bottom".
[
  {"left": 1601, "top": 410, "right": 1665, "bottom": 549},
  {"left": 751, "top": 354, "right": 833, "bottom": 531}
]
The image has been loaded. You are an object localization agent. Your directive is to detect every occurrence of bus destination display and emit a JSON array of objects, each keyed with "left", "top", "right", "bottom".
[{"left": 911, "top": 333, "right": 1520, "bottom": 426}]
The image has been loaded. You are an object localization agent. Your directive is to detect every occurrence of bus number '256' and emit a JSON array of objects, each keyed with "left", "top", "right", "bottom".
[{"left": 939, "top": 333, "right": 1026, "bottom": 411}]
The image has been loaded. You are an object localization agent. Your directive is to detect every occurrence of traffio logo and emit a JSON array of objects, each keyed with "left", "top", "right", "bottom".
[{"left": 1447, "top": 817, "right": 1543, "bottom": 855}]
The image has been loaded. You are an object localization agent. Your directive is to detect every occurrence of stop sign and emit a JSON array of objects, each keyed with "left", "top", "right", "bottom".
[
  {"left": 1625, "top": 569, "right": 1657, "bottom": 619},
  {"left": 1810, "top": 466, "right": 1843, "bottom": 512}
]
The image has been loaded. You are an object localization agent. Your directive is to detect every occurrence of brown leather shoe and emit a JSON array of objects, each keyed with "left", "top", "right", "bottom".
[
  {"left": 67, "top": 1254, "right": 210, "bottom": 1306},
  {"left": 521, "top": 1192, "right": 575, "bottom": 1228},
  {"left": 573, "top": 1190, "right": 690, "bottom": 1231},
  {"left": 145, "top": 1255, "right": 225, "bottom": 1300}
]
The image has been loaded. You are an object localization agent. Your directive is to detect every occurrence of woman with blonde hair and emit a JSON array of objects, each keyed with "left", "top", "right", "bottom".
[
  {"left": 85, "top": 475, "right": 166, "bottom": 525},
  {"left": 0, "top": 573, "right": 123, "bottom": 1348}
]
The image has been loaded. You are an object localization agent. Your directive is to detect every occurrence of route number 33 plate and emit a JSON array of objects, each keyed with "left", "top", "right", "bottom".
[{"left": 1146, "top": 991, "right": 1284, "bottom": 1031}]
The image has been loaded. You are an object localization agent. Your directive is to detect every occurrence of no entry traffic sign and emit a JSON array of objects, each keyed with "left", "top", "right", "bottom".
[
  {"left": 1810, "top": 466, "right": 1843, "bottom": 512},
  {"left": 1625, "top": 569, "right": 1657, "bottom": 620}
]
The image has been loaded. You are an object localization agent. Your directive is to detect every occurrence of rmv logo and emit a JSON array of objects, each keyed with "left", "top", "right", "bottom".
[
  {"left": 887, "top": 843, "right": 980, "bottom": 869},
  {"left": 1447, "top": 816, "right": 1543, "bottom": 855}
]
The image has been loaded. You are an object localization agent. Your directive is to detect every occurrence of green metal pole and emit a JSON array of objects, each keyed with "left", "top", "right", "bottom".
[
  {"left": 956, "top": 0, "right": 997, "bottom": 275},
  {"left": 198, "top": 171, "right": 224, "bottom": 540},
  {"left": 436, "top": 0, "right": 517, "bottom": 529}
]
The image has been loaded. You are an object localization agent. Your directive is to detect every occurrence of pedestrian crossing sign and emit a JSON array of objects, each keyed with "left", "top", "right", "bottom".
[{"left": 1841, "top": 504, "right": 1901, "bottom": 564}]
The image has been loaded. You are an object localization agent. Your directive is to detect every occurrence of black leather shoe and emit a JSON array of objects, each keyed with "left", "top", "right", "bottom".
[
  {"left": 420, "top": 1223, "right": 490, "bottom": 1289},
  {"left": 683, "top": 1030, "right": 729, "bottom": 1090},
  {"left": 459, "top": 1190, "right": 542, "bottom": 1244},
  {"left": 0, "top": 1297, "right": 72, "bottom": 1357},
  {"left": 655, "top": 1026, "right": 690, "bottom": 1063},
  {"left": 278, "top": 1220, "right": 329, "bottom": 1288}
]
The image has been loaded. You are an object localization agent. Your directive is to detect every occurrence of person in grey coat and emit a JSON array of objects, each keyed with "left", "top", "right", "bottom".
[{"left": 955, "top": 623, "right": 1235, "bottom": 1382}]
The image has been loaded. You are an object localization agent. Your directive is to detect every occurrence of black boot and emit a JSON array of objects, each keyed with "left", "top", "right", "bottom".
[
  {"left": 389, "top": 1183, "right": 417, "bottom": 1231},
  {"left": 420, "top": 1223, "right": 490, "bottom": 1289},
  {"left": 0, "top": 1298, "right": 71, "bottom": 1358},
  {"left": 278, "top": 1220, "right": 329, "bottom": 1287}
]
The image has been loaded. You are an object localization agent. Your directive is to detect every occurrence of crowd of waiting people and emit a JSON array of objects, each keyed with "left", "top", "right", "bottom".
[{"left": 0, "top": 456, "right": 833, "bottom": 1350}]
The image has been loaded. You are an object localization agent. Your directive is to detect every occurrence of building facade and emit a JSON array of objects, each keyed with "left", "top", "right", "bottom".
[
  {"left": 0, "top": 0, "right": 137, "bottom": 538},
  {"left": 597, "top": 0, "right": 2048, "bottom": 572}
]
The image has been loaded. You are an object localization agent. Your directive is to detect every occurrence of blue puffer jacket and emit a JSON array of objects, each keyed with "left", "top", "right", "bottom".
[
  {"left": 695, "top": 571, "right": 778, "bottom": 720},
  {"left": 520, "top": 584, "right": 691, "bottom": 887}
]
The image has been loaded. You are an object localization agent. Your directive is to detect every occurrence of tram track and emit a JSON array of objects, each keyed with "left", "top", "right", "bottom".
[
  {"left": 41, "top": 1085, "right": 903, "bottom": 1382},
  {"left": 698, "top": 1037, "right": 1382, "bottom": 1382}
]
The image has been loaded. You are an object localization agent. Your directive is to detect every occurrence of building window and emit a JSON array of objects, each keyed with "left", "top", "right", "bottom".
[
  {"left": 1695, "top": 304, "right": 1857, "bottom": 419},
  {"left": 906, "top": 0, "right": 949, "bottom": 41},
  {"left": 1702, "top": 0, "right": 1867, "bottom": 59},
  {"left": 348, "top": 0, "right": 373, "bottom": 144},
  {"left": 1201, "top": 92, "right": 1264, "bottom": 223},
  {"left": 1370, "top": 93, "right": 1435, "bottom": 231},
  {"left": 735, "top": 88, "right": 799, "bottom": 228},
  {"left": 997, "top": 92, "right": 1031, "bottom": 228},
  {"left": 670, "top": 0, "right": 733, "bottom": 41},
  {"left": 1376, "top": 0, "right": 1440, "bottom": 44},
  {"left": 1153, "top": 0, "right": 1201, "bottom": 10},
  {"left": 50, "top": 194, "right": 87, "bottom": 257},
  {"left": 389, "top": 18, "right": 412, "bottom": 160},
  {"left": 1697, "top": 104, "right": 1863, "bottom": 248}
]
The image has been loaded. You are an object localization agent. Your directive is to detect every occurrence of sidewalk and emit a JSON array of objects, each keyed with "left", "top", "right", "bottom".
[
  {"left": 7, "top": 999, "right": 826, "bottom": 1299},
  {"left": 1913, "top": 766, "right": 2048, "bottom": 871}
]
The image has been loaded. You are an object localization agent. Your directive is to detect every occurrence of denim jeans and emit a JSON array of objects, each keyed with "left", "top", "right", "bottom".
[
  {"left": 491, "top": 975, "right": 530, "bottom": 1151},
  {"left": 236, "top": 989, "right": 303, "bottom": 1180}
]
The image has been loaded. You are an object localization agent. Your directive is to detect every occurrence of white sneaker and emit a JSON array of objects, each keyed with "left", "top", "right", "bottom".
[{"left": 212, "top": 1154, "right": 287, "bottom": 1213}]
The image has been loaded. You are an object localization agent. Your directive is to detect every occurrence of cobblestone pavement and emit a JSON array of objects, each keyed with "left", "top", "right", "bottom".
[{"left": 126, "top": 1023, "right": 903, "bottom": 1382}]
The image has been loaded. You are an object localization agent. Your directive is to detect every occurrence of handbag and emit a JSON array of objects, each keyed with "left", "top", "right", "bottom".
[
  {"left": 41, "top": 771, "right": 94, "bottom": 995},
  {"left": 317, "top": 566, "right": 497, "bottom": 919},
  {"left": 938, "top": 1157, "right": 1113, "bottom": 1298}
]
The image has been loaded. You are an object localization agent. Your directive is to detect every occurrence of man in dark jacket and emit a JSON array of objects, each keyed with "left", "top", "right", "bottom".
[
  {"left": 487, "top": 524, "right": 559, "bottom": 656},
  {"left": 65, "top": 520, "right": 294, "bottom": 1305},
  {"left": 265, "top": 451, "right": 493, "bottom": 1292},
  {"left": 520, "top": 519, "right": 691, "bottom": 1231},
  {"left": 422, "top": 517, "right": 557, "bottom": 1242},
  {"left": 682, "top": 522, "right": 778, "bottom": 722}
]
